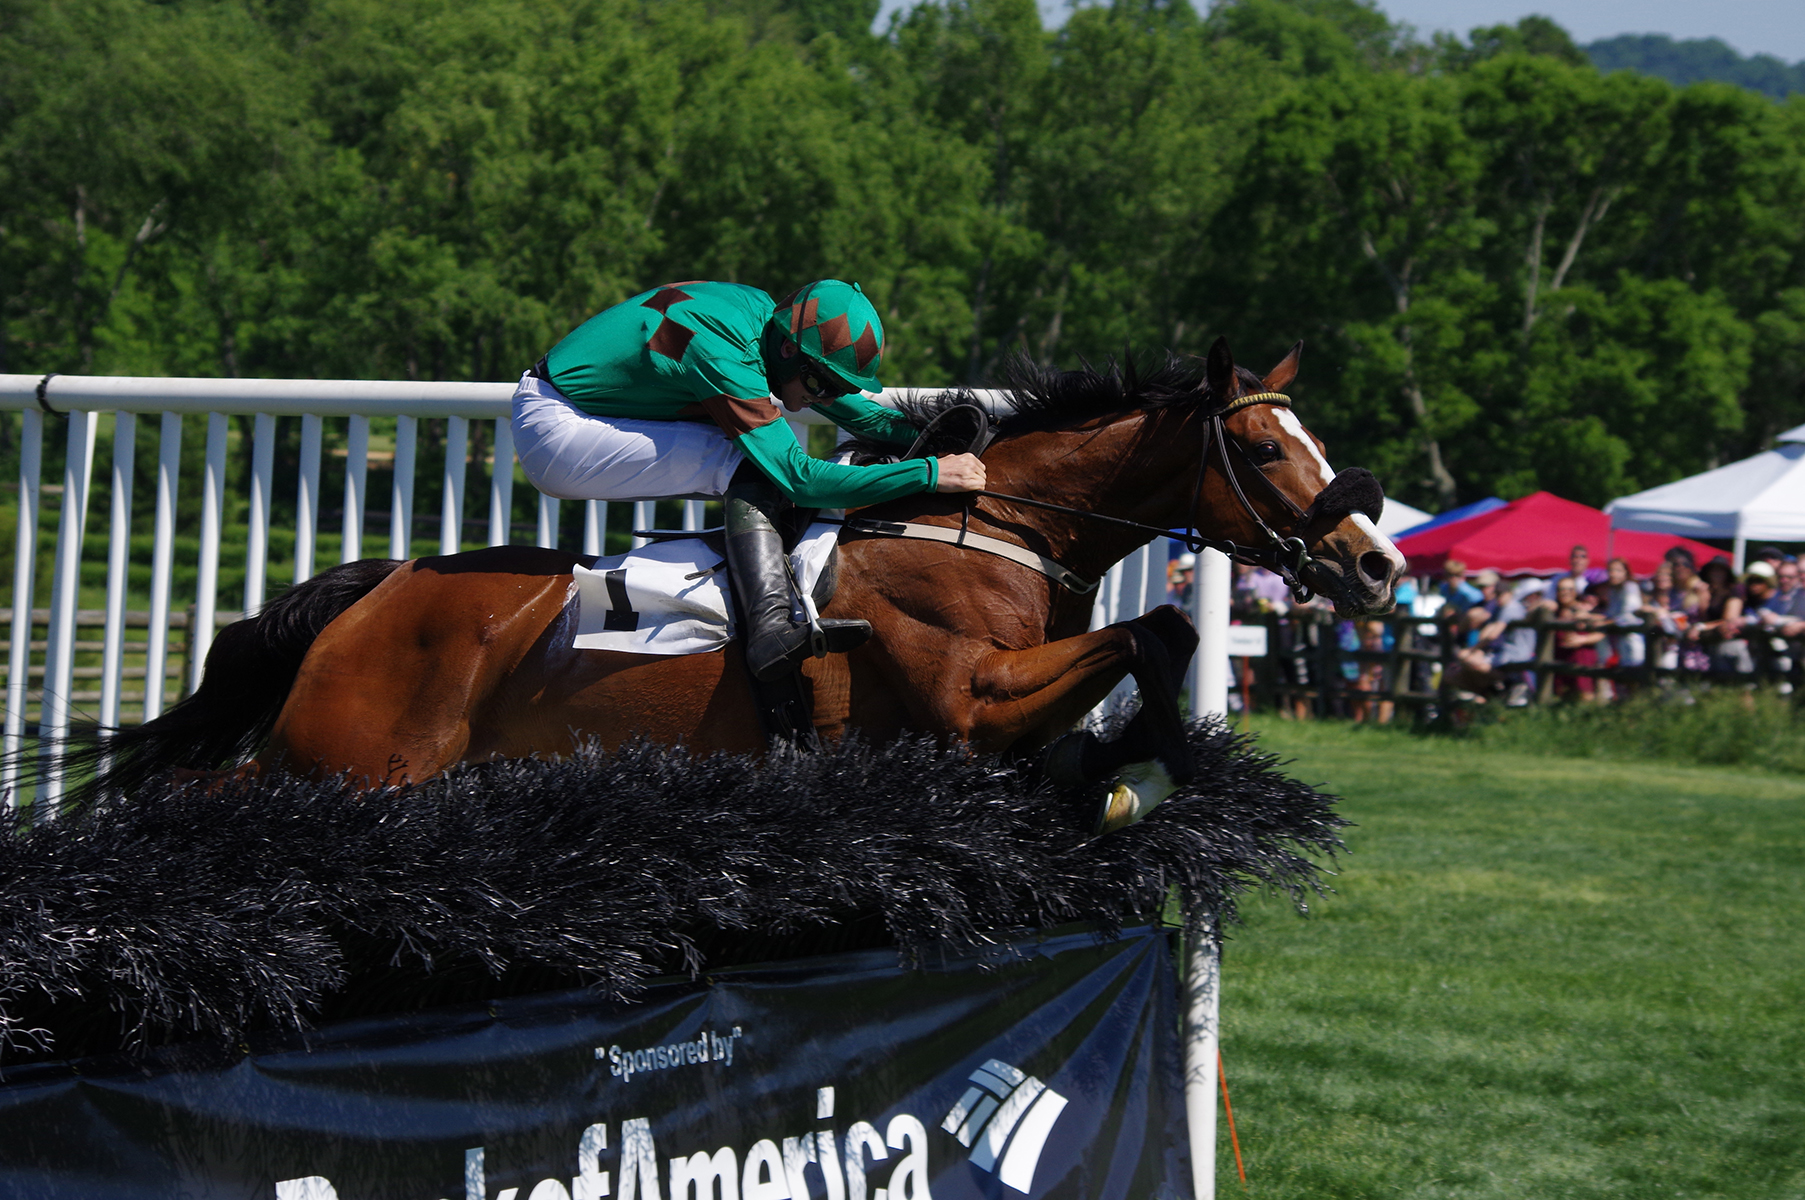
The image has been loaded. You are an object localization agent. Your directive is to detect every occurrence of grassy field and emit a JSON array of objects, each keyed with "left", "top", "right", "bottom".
[{"left": 1215, "top": 717, "right": 1805, "bottom": 1200}]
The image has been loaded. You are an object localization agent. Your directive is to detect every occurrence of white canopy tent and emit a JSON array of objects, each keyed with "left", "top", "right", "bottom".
[
  {"left": 1606, "top": 422, "right": 1805, "bottom": 571},
  {"left": 1376, "top": 497, "right": 1433, "bottom": 538}
]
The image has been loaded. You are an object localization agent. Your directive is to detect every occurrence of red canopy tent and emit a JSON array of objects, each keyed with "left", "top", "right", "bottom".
[{"left": 1392, "top": 491, "right": 1721, "bottom": 576}]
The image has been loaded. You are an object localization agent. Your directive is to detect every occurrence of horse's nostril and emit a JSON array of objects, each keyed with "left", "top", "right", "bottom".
[{"left": 1358, "top": 550, "right": 1395, "bottom": 585}]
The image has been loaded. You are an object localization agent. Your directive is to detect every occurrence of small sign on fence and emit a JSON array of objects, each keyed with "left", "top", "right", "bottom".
[{"left": 1226, "top": 624, "right": 1269, "bottom": 657}]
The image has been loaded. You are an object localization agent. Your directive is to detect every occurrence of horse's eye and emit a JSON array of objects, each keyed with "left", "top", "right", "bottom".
[{"left": 1255, "top": 440, "right": 1282, "bottom": 464}]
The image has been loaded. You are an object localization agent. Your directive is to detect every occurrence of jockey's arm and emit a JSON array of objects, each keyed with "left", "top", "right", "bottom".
[
  {"left": 809, "top": 394, "right": 918, "bottom": 446},
  {"left": 735, "top": 420, "right": 937, "bottom": 509}
]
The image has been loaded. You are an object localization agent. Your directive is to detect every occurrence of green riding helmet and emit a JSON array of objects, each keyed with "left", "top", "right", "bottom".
[{"left": 766, "top": 279, "right": 886, "bottom": 396}]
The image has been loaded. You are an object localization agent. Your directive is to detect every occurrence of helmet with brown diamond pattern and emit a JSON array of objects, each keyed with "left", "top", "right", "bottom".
[{"left": 764, "top": 280, "right": 886, "bottom": 398}]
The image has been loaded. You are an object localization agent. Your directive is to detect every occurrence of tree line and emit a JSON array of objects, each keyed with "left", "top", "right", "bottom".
[
  {"left": 1586, "top": 34, "right": 1805, "bottom": 101},
  {"left": 3, "top": 0, "right": 1804, "bottom": 514}
]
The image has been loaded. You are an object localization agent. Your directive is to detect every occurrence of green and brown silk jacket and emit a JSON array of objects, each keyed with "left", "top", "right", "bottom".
[{"left": 543, "top": 281, "right": 932, "bottom": 507}]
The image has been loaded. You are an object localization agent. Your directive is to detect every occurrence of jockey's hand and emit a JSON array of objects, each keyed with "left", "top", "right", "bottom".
[{"left": 934, "top": 453, "right": 987, "bottom": 493}]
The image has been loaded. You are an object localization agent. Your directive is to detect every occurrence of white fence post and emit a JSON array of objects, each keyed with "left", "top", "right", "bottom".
[
  {"left": 245, "top": 412, "right": 275, "bottom": 614},
  {"left": 1186, "top": 546, "right": 1232, "bottom": 1200},
  {"left": 100, "top": 412, "right": 137, "bottom": 730},
  {"left": 489, "top": 419, "right": 514, "bottom": 547},
  {"left": 441, "top": 416, "right": 467, "bottom": 557},
  {"left": 295, "top": 413, "right": 322, "bottom": 583},
  {"left": 343, "top": 415, "right": 369, "bottom": 564},
  {"left": 391, "top": 415, "right": 416, "bottom": 561},
  {"left": 3, "top": 408, "right": 43, "bottom": 805},
  {"left": 537, "top": 494, "right": 560, "bottom": 550},
  {"left": 143, "top": 413, "right": 181, "bottom": 721},
  {"left": 191, "top": 413, "right": 229, "bottom": 694},
  {"left": 41, "top": 408, "right": 99, "bottom": 809},
  {"left": 583, "top": 500, "right": 606, "bottom": 557}
]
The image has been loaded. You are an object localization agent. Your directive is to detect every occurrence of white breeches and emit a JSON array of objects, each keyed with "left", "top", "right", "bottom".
[{"left": 510, "top": 372, "right": 748, "bottom": 501}]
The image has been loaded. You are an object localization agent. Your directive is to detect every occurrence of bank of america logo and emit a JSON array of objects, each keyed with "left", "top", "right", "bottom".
[{"left": 941, "top": 1059, "right": 1070, "bottom": 1194}]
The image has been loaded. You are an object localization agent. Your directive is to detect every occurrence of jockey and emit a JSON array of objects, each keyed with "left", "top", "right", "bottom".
[{"left": 513, "top": 279, "right": 987, "bottom": 681}]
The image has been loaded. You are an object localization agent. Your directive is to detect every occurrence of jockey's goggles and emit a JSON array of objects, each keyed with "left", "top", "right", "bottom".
[{"left": 798, "top": 362, "right": 855, "bottom": 401}]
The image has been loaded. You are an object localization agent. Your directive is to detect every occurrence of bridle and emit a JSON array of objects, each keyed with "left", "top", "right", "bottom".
[{"left": 968, "top": 389, "right": 1339, "bottom": 603}]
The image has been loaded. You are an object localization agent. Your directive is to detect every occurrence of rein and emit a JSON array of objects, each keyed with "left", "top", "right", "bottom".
[{"left": 969, "top": 389, "right": 1332, "bottom": 602}]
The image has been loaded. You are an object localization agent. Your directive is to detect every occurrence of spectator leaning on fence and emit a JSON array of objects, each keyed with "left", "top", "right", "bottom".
[
  {"left": 1601, "top": 556, "right": 1646, "bottom": 672},
  {"left": 1562, "top": 544, "right": 1606, "bottom": 601},
  {"left": 1439, "top": 559, "right": 1484, "bottom": 617},
  {"left": 1167, "top": 553, "right": 1195, "bottom": 609},
  {"left": 1456, "top": 569, "right": 1497, "bottom": 647},
  {"left": 1455, "top": 574, "right": 1542, "bottom": 705},
  {"left": 1551, "top": 575, "right": 1606, "bottom": 700},
  {"left": 1690, "top": 556, "right": 1752, "bottom": 675},
  {"left": 1232, "top": 561, "right": 1293, "bottom": 615},
  {"left": 1766, "top": 559, "right": 1805, "bottom": 625}
]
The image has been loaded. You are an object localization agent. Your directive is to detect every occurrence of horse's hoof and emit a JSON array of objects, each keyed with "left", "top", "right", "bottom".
[
  {"left": 1094, "top": 760, "right": 1179, "bottom": 835},
  {"left": 1041, "top": 731, "right": 1092, "bottom": 789}
]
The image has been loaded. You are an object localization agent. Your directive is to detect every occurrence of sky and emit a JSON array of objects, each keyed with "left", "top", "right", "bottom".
[{"left": 873, "top": 0, "right": 1805, "bottom": 64}]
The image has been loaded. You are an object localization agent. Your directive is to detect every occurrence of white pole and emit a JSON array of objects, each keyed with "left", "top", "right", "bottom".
[
  {"left": 537, "top": 493, "right": 560, "bottom": 550},
  {"left": 1185, "top": 920, "right": 1223, "bottom": 1200},
  {"left": 244, "top": 412, "right": 275, "bottom": 614},
  {"left": 1193, "top": 548, "right": 1230, "bottom": 715},
  {"left": 583, "top": 500, "right": 605, "bottom": 557},
  {"left": 191, "top": 412, "right": 229, "bottom": 694},
  {"left": 683, "top": 499, "right": 705, "bottom": 531},
  {"left": 99, "top": 411, "right": 137, "bottom": 730},
  {"left": 3, "top": 409, "right": 43, "bottom": 805},
  {"left": 631, "top": 500, "right": 653, "bottom": 549},
  {"left": 142, "top": 413, "right": 181, "bottom": 721},
  {"left": 41, "top": 408, "right": 99, "bottom": 809},
  {"left": 295, "top": 413, "right": 322, "bottom": 582},
  {"left": 489, "top": 419, "right": 514, "bottom": 547},
  {"left": 390, "top": 415, "right": 416, "bottom": 561},
  {"left": 1186, "top": 545, "right": 1231, "bottom": 1200},
  {"left": 343, "top": 415, "right": 369, "bottom": 563},
  {"left": 441, "top": 415, "right": 468, "bottom": 557},
  {"left": 1733, "top": 530, "right": 1747, "bottom": 575}
]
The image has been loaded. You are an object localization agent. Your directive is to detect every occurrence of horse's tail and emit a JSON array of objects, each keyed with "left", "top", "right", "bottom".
[{"left": 50, "top": 558, "right": 404, "bottom": 807}]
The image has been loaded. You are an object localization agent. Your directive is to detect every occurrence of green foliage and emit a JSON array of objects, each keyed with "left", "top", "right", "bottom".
[
  {"left": 1464, "top": 686, "right": 1805, "bottom": 773},
  {"left": 1588, "top": 33, "right": 1805, "bottom": 100},
  {"left": 1225, "top": 718, "right": 1805, "bottom": 1198},
  {"left": 3, "top": 0, "right": 1805, "bottom": 516}
]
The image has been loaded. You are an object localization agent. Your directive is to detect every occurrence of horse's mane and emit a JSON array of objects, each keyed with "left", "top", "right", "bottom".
[{"left": 852, "top": 351, "right": 1267, "bottom": 461}]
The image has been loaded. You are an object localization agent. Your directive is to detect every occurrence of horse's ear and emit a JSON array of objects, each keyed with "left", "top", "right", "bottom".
[
  {"left": 1263, "top": 341, "right": 1303, "bottom": 393},
  {"left": 1206, "top": 337, "right": 1237, "bottom": 398}
]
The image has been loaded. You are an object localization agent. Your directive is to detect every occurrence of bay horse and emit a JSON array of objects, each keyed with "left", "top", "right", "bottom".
[{"left": 72, "top": 339, "right": 1403, "bottom": 802}]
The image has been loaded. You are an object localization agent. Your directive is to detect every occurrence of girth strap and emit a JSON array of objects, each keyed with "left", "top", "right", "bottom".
[{"left": 840, "top": 517, "right": 1099, "bottom": 595}]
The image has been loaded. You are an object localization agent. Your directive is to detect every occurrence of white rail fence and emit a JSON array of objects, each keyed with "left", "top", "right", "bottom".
[{"left": 0, "top": 374, "right": 1188, "bottom": 810}]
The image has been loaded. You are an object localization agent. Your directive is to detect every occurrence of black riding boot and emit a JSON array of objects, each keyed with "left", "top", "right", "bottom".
[{"left": 725, "top": 467, "right": 870, "bottom": 681}]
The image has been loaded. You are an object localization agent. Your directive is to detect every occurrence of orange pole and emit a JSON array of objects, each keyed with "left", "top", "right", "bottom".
[{"left": 1218, "top": 1046, "right": 1247, "bottom": 1186}]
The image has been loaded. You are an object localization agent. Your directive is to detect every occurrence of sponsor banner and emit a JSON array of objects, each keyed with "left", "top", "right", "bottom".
[{"left": 0, "top": 925, "right": 1190, "bottom": 1200}]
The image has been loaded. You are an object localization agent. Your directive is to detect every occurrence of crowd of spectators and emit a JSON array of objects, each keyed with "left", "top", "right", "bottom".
[{"left": 1201, "top": 541, "right": 1805, "bottom": 715}]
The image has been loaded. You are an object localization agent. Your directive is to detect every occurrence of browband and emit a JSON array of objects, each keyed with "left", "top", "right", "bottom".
[{"left": 1214, "top": 390, "right": 1291, "bottom": 414}]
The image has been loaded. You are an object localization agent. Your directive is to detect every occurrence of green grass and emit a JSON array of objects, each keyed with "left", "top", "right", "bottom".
[
  {"left": 1215, "top": 717, "right": 1805, "bottom": 1199},
  {"left": 1465, "top": 687, "right": 1805, "bottom": 774}
]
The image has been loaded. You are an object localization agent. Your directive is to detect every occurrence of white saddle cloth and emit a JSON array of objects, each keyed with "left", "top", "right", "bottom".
[{"left": 571, "top": 521, "right": 842, "bottom": 655}]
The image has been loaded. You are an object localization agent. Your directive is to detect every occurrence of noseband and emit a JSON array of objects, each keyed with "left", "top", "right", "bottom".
[{"left": 974, "top": 390, "right": 1374, "bottom": 604}]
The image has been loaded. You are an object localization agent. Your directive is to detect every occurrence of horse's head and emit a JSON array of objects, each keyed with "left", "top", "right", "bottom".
[{"left": 1191, "top": 338, "right": 1404, "bottom": 616}]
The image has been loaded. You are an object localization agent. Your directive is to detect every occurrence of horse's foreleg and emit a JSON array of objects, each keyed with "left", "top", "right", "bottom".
[{"left": 961, "top": 604, "right": 1198, "bottom": 780}]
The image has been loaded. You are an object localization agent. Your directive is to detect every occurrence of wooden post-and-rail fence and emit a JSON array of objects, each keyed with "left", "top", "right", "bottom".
[{"left": 1232, "top": 608, "right": 1804, "bottom": 718}]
